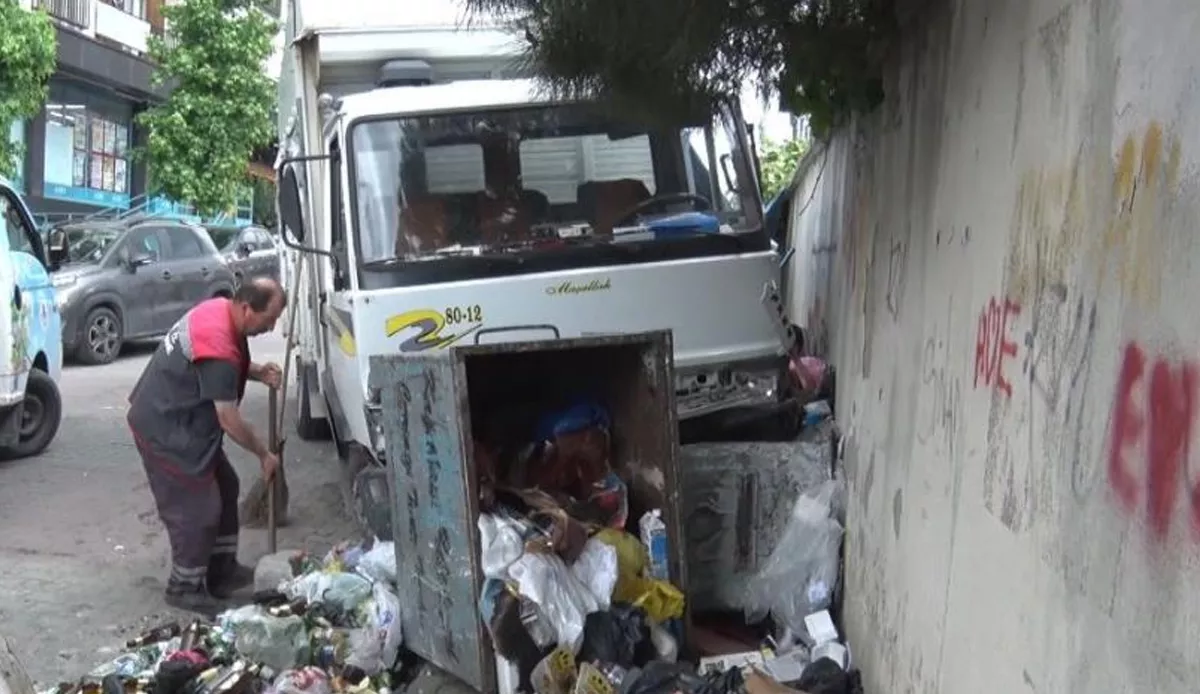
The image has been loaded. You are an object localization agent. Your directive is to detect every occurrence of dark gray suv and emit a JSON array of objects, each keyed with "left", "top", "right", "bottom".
[{"left": 51, "top": 219, "right": 237, "bottom": 365}]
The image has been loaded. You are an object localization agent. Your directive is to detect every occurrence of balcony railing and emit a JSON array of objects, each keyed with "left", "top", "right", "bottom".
[{"left": 34, "top": 0, "right": 92, "bottom": 29}]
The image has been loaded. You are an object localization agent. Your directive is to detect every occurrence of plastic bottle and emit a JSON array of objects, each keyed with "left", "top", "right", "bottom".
[{"left": 638, "top": 509, "right": 669, "bottom": 581}]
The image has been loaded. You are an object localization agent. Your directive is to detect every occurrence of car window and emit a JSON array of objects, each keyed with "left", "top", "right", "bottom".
[
  {"left": 1, "top": 193, "right": 36, "bottom": 256},
  {"left": 124, "top": 228, "right": 163, "bottom": 261},
  {"left": 240, "top": 228, "right": 261, "bottom": 251},
  {"left": 254, "top": 229, "right": 275, "bottom": 249},
  {"left": 163, "top": 226, "right": 207, "bottom": 260}
]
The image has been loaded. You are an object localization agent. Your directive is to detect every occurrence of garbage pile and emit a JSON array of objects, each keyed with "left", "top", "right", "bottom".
[
  {"left": 38, "top": 539, "right": 403, "bottom": 694},
  {"left": 37, "top": 385, "right": 859, "bottom": 694},
  {"left": 466, "top": 395, "right": 859, "bottom": 694}
]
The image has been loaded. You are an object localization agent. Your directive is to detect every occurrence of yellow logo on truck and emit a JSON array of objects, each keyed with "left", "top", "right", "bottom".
[{"left": 384, "top": 306, "right": 483, "bottom": 353}]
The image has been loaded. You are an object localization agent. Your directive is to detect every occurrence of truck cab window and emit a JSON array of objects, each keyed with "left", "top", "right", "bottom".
[
  {"left": 1, "top": 192, "right": 40, "bottom": 262},
  {"left": 329, "top": 139, "right": 349, "bottom": 290}
]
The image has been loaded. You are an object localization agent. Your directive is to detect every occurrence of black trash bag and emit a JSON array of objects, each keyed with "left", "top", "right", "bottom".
[
  {"left": 578, "top": 603, "right": 657, "bottom": 668},
  {"left": 797, "top": 658, "right": 849, "bottom": 694},
  {"left": 624, "top": 661, "right": 744, "bottom": 694}
]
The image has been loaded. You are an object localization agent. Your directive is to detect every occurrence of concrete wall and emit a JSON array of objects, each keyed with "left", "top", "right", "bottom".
[{"left": 783, "top": 0, "right": 1200, "bottom": 691}]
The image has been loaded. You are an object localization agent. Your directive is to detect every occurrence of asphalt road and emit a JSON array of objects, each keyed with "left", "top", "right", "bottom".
[{"left": 0, "top": 331, "right": 356, "bottom": 684}]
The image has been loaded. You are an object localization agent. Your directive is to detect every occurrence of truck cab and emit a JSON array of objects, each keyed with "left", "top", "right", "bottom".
[{"left": 276, "top": 4, "right": 793, "bottom": 470}]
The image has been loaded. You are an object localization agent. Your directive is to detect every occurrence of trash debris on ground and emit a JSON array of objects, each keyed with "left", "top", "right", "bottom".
[
  {"left": 36, "top": 537, "right": 404, "bottom": 694},
  {"left": 36, "top": 381, "right": 861, "bottom": 694}
]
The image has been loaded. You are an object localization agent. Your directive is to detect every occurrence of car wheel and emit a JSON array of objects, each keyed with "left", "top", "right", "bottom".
[
  {"left": 0, "top": 370, "right": 63, "bottom": 459},
  {"left": 76, "top": 306, "right": 123, "bottom": 365}
]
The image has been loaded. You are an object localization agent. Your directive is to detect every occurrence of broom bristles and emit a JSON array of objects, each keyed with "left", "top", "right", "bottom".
[{"left": 240, "top": 464, "right": 290, "bottom": 528}]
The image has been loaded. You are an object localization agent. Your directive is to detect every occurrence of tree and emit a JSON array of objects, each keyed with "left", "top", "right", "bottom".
[
  {"left": 760, "top": 137, "right": 809, "bottom": 201},
  {"left": 249, "top": 175, "right": 276, "bottom": 228},
  {"left": 463, "top": 0, "right": 895, "bottom": 136},
  {"left": 0, "top": 1, "right": 56, "bottom": 180},
  {"left": 138, "top": 0, "right": 277, "bottom": 216}
]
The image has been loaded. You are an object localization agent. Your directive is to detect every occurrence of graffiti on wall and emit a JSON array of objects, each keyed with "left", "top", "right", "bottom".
[
  {"left": 1107, "top": 342, "right": 1199, "bottom": 543},
  {"left": 974, "top": 297, "right": 1022, "bottom": 397},
  {"left": 977, "top": 283, "right": 1100, "bottom": 533}
]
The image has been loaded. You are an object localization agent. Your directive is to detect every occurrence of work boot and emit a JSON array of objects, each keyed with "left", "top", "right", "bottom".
[
  {"left": 209, "top": 563, "right": 255, "bottom": 599},
  {"left": 165, "top": 588, "right": 228, "bottom": 618}
]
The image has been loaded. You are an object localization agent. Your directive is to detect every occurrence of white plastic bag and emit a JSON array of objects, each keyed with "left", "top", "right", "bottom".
[
  {"left": 219, "top": 605, "right": 310, "bottom": 671},
  {"left": 568, "top": 538, "right": 618, "bottom": 608},
  {"left": 284, "top": 570, "right": 373, "bottom": 614},
  {"left": 479, "top": 514, "right": 525, "bottom": 579},
  {"left": 345, "top": 581, "right": 404, "bottom": 674},
  {"left": 741, "top": 479, "right": 845, "bottom": 634},
  {"left": 508, "top": 552, "right": 602, "bottom": 652},
  {"left": 357, "top": 540, "right": 397, "bottom": 585}
]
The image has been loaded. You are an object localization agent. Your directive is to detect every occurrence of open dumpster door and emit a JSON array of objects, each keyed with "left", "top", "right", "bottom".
[
  {"left": 369, "top": 331, "right": 686, "bottom": 693},
  {"left": 369, "top": 355, "right": 491, "bottom": 691}
]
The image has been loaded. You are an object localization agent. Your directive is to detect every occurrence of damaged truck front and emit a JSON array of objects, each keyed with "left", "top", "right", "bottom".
[{"left": 274, "top": 1, "right": 793, "bottom": 532}]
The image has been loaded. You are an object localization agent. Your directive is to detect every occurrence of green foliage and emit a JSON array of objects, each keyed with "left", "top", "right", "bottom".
[
  {"left": 249, "top": 175, "right": 276, "bottom": 228},
  {"left": 464, "top": 0, "right": 895, "bottom": 136},
  {"left": 759, "top": 137, "right": 809, "bottom": 201},
  {"left": 138, "top": 0, "right": 277, "bottom": 216},
  {"left": 0, "top": 1, "right": 56, "bottom": 180}
]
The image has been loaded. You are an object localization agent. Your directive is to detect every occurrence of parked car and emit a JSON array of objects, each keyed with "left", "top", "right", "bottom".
[
  {"left": 0, "top": 179, "right": 64, "bottom": 458},
  {"left": 51, "top": 219, "right": 237, "bottom": 365},
  {"left": 206, "top": 225, "right": 280, "bottom": 285}
]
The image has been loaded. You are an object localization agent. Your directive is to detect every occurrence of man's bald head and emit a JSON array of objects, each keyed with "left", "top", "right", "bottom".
[{"left": 232, "top": 277, "right": 287, "bottom": 336}]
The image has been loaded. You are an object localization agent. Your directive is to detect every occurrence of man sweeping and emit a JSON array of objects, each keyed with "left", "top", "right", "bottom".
[{"left": 127, "top": 278, "right": 287, "bottom": 614}]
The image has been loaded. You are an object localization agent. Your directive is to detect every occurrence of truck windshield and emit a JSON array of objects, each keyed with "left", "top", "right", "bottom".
[{"left": 349, "top": 102, "right": 764, "bottom": 268}]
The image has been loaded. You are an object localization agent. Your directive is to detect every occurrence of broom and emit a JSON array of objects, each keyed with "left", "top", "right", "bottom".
[{"left": 239, "top": 250, "right": 305, "bottom": 532}]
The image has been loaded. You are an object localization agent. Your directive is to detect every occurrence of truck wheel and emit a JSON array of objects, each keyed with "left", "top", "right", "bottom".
[
  {"left": 0, "top": 370, "right": 62, "bottom": 459},
  {"left": 76, "top": 306, "right": 122, "bottom": 365},
  {"left": 343, "top": 447, "right": 392, "bottom": 541},
  {"left": 295, "top": 359, "right": 331, "bottom": 441}
]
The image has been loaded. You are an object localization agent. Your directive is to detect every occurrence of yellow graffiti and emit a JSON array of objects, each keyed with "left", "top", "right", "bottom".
[
  {"left": 384, "top": 309, "right": 480, "bottom": 353},
  {"left": 1097, "top": 120, "right": 1182, "bottom": 305}
]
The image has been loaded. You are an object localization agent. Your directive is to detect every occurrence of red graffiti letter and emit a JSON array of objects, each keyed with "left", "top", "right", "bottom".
[
  {"left": 1145, "top": 359, "right": 1197, "bottom": 540},
  {"left": 1108, "top": 343, "right": 1146, "bottom": 511},
  {"left": 974, "top": 308, "right": 990, "bottom": 388},
  {"left": 995, "top": 299, "right": 1020, "bottom": 397}
]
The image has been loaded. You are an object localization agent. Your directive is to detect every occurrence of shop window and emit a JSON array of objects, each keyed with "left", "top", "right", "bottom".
[{"left": 43, "top": 80, "right": 133, "bottom": 207}]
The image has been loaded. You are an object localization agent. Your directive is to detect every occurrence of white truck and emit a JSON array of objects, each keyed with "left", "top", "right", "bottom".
[{"left": 274, "top": 0, "right": 796, "bottom": 493}]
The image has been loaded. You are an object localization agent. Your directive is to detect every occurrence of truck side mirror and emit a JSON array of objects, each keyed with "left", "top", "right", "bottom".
[
  {"left": 278, "top": 164, "right": 307, "bottom": 244},
  {"left": 46, "top": 228, "right": 69, "bottom": 270}
]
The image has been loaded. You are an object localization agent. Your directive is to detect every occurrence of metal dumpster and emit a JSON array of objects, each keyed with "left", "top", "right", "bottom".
[{"left": 368, "top": 331, "right": 687, "bottom": 693}]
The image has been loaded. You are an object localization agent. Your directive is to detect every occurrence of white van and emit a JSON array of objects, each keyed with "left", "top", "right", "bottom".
[{"left": 0, "top": 179, "right": 64, "bottom": 458}]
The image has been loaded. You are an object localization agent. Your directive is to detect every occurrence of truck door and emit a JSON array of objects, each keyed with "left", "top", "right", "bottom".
[{"left": 321, "top": 137, "right": 363, "bottom": 440}]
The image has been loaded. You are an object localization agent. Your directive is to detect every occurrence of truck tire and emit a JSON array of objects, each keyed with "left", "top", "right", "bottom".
[
  {"left": 0, "top": 369, "right": 62, "bottom": 459},
  {"left": 294, "top": 358, "right": 331, "bottom": 441}
]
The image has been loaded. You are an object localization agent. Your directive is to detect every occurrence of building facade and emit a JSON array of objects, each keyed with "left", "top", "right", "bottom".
[
  {"left": 9, "top": 0, "right": 169, "bottom": 222},
  {"left": 8, "top": 0, "right": 263, "bottom": 227}
]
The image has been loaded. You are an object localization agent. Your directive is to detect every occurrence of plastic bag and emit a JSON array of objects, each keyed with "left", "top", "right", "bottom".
[
  {"left": 741, "top": 479, "right": 845, "bottom": 633},
  {"left": 357, "top": 540, "right": 397, "bottom": 585},
  {"left": 570, "top": 538, "right": 618, "bottom": 608},
  {"left": 322, "top": 540, "right": 366, "bottom": 572},
  {"left": 632, "top": 580, "right": 685, "bottom": 623},
  {"left": 592, "top": 528, "right": 648, "bottom": 604},
  {"left": 284, "top": 570, "right": 373, "bottom": 617},
  {"left": 479, "top": 514, "right": 526, "bottom": 578},
  {"left": 346, "top": 581, "right": 404, "bottom": 674},
  {"left": 509, "top": 551, "right": 603, "bottom": 652},
  {"left": 577, "top": 604, "right": 655, "bottom": 668},
  {"left": 267, "top": 667, "right": 333, "bottom": 694},
  {"left": 219, "top": 605, "right": 310, "bottom": 671}
]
